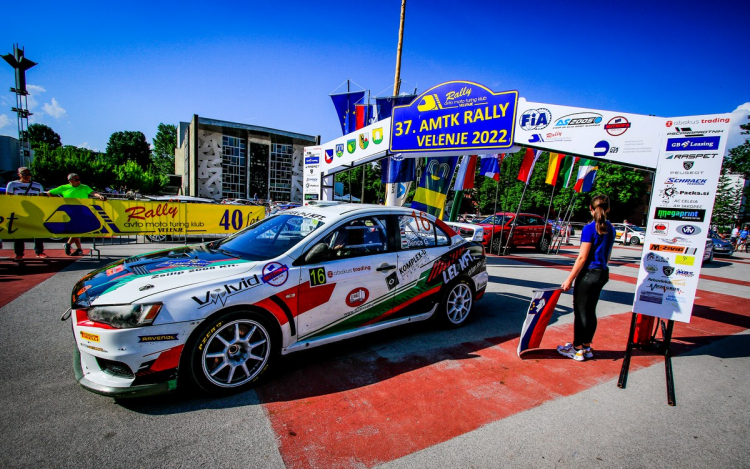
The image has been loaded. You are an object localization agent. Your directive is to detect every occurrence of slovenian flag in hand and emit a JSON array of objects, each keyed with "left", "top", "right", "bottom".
[{"left": 518, "top": 288, "right": 563, "bottom": 357}]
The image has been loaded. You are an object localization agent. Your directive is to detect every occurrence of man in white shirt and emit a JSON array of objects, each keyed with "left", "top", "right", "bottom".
[
  {"left": 6, "top": 167, "right": 48, "bottom": 261},
  {"left": 731, "top": 225, "right": 740, "bottom": 246}
]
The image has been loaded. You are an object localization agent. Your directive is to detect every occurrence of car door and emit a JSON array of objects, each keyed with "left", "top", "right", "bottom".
[
  {"left": 394, "top": 212, "right": 453, "bottom": 317},
  {"left": 512, "top": 216, "right": 530, "bottom": 246},
  {"left": 296, "top": 215, "right": 396, "bottom": 340},
  {"left": 525, "top": 215, "right": 543, "bottom": 245}
]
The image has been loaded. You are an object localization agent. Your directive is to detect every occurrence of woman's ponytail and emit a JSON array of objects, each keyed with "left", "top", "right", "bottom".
[{"left": 590, "top": 195, "right": 610, "bottom": 235}]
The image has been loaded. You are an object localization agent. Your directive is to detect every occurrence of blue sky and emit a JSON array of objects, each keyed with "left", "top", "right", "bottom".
[{"left": 2, "top": 0, "right": 749, "bottom": 152}]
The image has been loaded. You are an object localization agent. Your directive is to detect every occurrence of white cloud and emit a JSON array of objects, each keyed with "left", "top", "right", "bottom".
[
  {"left": 25, "top": 84, "right": 46, "bottom": 112},
  {"left": 727, "top": 102, "right": 750, "bottom": 150},
  {"left": 43, "top": 98, "right": 67, "bottom": 119},
  {"left": 0, "top": 114, "right": 11, "bottom": 129}
]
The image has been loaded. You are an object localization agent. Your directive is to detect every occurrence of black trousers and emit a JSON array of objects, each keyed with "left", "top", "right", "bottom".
[
  {"left": 14, "top": 239, "right": 44, "bottom": 256},
  {"left": 572, "top": 268, "right": 609, "bottom": 347}
]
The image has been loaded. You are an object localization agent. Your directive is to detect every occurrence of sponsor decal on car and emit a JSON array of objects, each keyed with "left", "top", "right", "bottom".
[
  {"left": 309, "top": 267, "right": 327, "bottom": 287},
  {"left": 386, "top": 272, "right": 399, "bottom": 291},
  {"left": 155, "top": 259, "right": 211, "bottom": 269},
  {"left": 151, "top": 271, "right": 185, "bottom": 279},
  {"left": 80, "top": 331, "right": 100, "bottom": 342},
  {"left": 80, "top": 343, "right": 108, "bottom": 352},
  {"left": 651, "top": 222, "right": 669, "bottom": 235},
  {"left": 429, "top": 248, "right": 475, "bottom": 284},
  {"left": 106, "top": 265, "right": 125, "bottom": 276},
  {"left": 327, "top": 265, "right": 372, "bottom": 278},
  {"left": 399, "top": 249, "right": 428, "bottom": 276},
  {"left": 139, "top": 334, "right": 179, "bottom": 342},
  {"left": 676, "top": 224, "right": 701, "bottom": 235},
  {"left": 639, "top": 291, "right": 663, "bottom": 304},
  {"left": 285, "top": 210, "right": 326, "bottom": 220},
  {"left": 192, "top": 275, "right": 261, "bottom": 308},
  {"left": 345, "top": 287, "right": 370, "bottom": 308},
  {"left": 262, "top": 262, "right": 289, "bottom": 287}
]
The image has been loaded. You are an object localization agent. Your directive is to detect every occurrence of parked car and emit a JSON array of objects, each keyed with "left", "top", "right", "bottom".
[
  {"left": 67, "top": 204, "right": 488, "bottom": 397},
  {"left": 708, "top": 230, "right": 734, "bottom": 257},
  {"left": 478, "top": 212, "right": 554, "bottom": 253},
  {"left": 612, "top": 224, "right": 646, "bottom": 245},
  {"left": 547, "top": 220, "right": 576, "bottom": 237},
  {"left": 445, "top": 221, "right": 484, "bottom": 242}
]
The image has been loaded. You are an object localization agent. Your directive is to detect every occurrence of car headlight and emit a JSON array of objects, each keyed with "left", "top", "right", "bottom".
[{"left": 86, "top": 303, "right": 163, "bottom": 329}]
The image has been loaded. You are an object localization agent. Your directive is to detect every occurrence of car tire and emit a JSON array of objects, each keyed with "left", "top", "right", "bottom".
[
  {"left": 537, "top": 236, "right": 551, "bottom": 253},
  {"left": 630, "top": 237, "right": 640, "bottom": 246},
  {"left": 146, "top": 234, "right": 168, "bottom": 243},
  {"left": 437, "top": 278, "right": 474, "bottom": 328},
  {"left": 491, "top": 236, "right": 503, "bottom": 254},
  {"left": 185, "top": 311, "right": 277, "bottom": 395}
]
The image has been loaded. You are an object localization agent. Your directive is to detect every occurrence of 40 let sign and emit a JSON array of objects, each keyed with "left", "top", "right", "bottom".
[{"left": 390, "top": 81, "right": 518, "bottom": 153}]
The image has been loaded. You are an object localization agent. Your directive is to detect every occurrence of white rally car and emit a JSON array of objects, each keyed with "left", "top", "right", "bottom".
[{"left": 68, "top": 204, "right": 489, "bottom": 397}]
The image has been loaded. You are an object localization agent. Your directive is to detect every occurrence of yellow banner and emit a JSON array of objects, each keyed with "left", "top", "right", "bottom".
[{"left": 0, "top": 197, "right": 265, "bottom": 239}]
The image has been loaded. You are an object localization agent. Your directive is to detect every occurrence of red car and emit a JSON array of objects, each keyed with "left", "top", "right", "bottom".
[{"left": 478, "top": 212, "right": 554, "bottom": 253}]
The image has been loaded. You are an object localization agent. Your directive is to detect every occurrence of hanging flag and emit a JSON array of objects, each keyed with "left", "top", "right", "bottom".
[
  {"left": 479, "top": 154, "right": 503, "bottom": 181},
  {"left": 381, "top": 156, "right": 416, "bottom": 184},
  {"left": 574, "top": 159, "right": 599, "bottom": 192},
  {"left": 411, "top": 156, "right": 459, "bottom": 219},
  {"left": 330, "top": 91, "right": 366, "bottom": 135},
  {"left": 453, "top": 155, "right": 478, "bottom": 191},
  {"left": 518, "top": 288, "right": 563, "bottom": 357},
  {"left": 518, "top": 149, "right": 542, "bottom": 184},
  {"left": 385, "top": 181, "right": 412, "bottom": 206},
  {"left": 374, "top": 94, "right": 417, "bottom": 121},
  {"left": 545, "top": 153, "right": 564, "bottom": 186},
  {"left": 560, "top": 156, "right": 580, "bottom": 188},
  {"left": 355, "top": 103, "right": 373, "bottom": 130}
]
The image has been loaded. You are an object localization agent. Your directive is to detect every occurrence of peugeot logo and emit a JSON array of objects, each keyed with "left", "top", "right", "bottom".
[
  {"left": 683, "top": 161, "right": 694, "bottom": 170},
  {"left": 662, "top": 266, "right": 674, "bottom": 277}
]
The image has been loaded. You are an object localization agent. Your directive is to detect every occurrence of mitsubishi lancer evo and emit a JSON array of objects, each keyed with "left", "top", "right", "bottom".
[{"left": 67, "top": 204, "right": 489, "bottom": 397}]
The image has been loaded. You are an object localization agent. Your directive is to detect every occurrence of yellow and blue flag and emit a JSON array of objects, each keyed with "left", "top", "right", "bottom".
[{"left": 411, "top": 156, "right": 458, "bottom": 219}]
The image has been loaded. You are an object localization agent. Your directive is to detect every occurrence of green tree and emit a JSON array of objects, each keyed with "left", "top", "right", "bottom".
[
  {"left": 725, "top": 118, "right": 750, "bottom": 178},
  {"left": 106, "top": 131, "right": 152, "bottom": 167},
  {"left": 152, "top": 123, "right": 177, "bottom": 176},
  {"left": 711, "top": 170, "right": 743, "bottom": 231},
  {"left": 27, "top": 123, "right": 62, "bottom": 150},
  {"left": 113, "top": 160, "right": 167, "bottom": 194},
  {"left": 334, "top": 162, "right": 381, "bottom": 203},
  {"left": 29, "top": 144, "right": 116, "bottom": 190}
]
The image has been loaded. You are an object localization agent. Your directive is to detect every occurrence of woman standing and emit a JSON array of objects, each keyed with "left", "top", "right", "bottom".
[{"left": 558, "top": 195, "right": 615, "bottom": 361}]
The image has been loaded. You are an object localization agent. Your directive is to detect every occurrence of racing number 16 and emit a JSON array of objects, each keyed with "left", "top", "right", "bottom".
[{"left": 309, "top": 267, "right": 327, "bottom": 286}]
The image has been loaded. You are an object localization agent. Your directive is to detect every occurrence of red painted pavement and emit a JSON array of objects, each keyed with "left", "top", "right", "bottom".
[
  {"left": 258, "top": 256, "right": 750, "bottom": 468},
  {"left": 0, "top": 249, "right": 80, "bottom": 308}
]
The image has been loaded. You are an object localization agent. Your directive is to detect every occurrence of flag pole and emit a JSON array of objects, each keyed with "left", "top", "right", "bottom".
[
  {"left": 393, "top": 0, "right": 407, "bottom": 97},
  {"left": 503, "top": 182, "right": 529, "bottom": 256},
  {"left": 540, "top": 184, "right": 557, "bottom": 253},
  {"left": 550, "top": 192, "right": 573, "bottom": 252},
  {"left": 489, "top": 177, "right": 499, "bottom": 253},
  {"left": 555, "top": 193, "right": 577, "bottom": 254},
  {"left": 449, "top": 189, "right": 463, "bottom": 222}
]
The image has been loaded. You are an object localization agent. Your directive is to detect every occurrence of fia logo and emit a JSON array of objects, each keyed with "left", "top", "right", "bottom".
[{"left": 520, "top": 108, "right": 551, "bottom": 131}]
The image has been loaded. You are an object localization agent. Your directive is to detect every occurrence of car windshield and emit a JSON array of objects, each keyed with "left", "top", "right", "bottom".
[
  {"left": 481, "top": 215, "right": 512, "bottom": 225},
  {"left": 629, "top": 226, "right": 645, "bottom": 232},
  {"left": 214, "top": 214, "right": 325, "bottom": 260}
]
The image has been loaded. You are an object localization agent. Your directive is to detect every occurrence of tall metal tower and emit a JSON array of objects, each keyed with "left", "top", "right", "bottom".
[{"left": 2, "top": 44, "right": 37, "bottom": 167}]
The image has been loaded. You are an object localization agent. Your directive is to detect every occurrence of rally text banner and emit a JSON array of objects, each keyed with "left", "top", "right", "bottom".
[{"left": 0, "top": 197, "right": 265, "bottom": 239}]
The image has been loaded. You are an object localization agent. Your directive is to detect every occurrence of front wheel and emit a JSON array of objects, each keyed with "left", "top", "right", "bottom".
[
  {"left": 438, "top": 279, "right": 474, "bottom": 328},
  {"left": 185, "top": 311, "right": 276, "bottom": 395},
  {"left": 146, "top": 234, "right": 168, "bottom": 243}
]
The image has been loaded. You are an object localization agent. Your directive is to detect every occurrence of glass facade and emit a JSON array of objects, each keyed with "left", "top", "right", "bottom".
[
  {"left": 249, "top": 142, "right": 269, "bottom": 200},
  {"left": 269, "top": 143, "right": 293, "bottom": 202},
  {"left": 222, "top": 135, "right": 247, "bottom": 199}
]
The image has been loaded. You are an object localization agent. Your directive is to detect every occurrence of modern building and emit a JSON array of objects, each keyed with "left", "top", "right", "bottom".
[
  {"left": 0, "top": 135, "right": 26, "bottom": 186},
  {"left": 174, "top": 116, "right": 318, "bottom": 202}
]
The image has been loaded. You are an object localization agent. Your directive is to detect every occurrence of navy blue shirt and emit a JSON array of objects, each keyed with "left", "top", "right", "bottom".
[{"left": 580, "top": 221, "right": 615, "bottom": 270}]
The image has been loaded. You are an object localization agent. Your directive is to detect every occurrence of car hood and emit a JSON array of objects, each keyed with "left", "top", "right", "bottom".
[
  {"left": 71, "top": 245, "right": 256, "bottom": 308},
  {"left": 712, "top": 238, "right": 733, "bottom": 247}
]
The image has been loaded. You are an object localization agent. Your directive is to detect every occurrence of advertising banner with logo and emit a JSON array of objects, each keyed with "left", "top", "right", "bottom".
[
  {"left": 303, "top": 146, "right": 322, "bottom": 200},
  {"left": 0, "top": 198, "right": 265, "bottom": 239},
  {"left": 514, "top": 99, "right": 665, "bottom": 169},
  {"left": 390, "top": 81, "right": 518, "bottom": 154},
  {"left": 632, "top": 114, "right": 731, "bottom": 323}
]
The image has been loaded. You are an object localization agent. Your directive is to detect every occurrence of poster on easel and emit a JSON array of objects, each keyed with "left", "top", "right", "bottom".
[{"left": 632, "top": 114, "right": 732, "bottom": 323}]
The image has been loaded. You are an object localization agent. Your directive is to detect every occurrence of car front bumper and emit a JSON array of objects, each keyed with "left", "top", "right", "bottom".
[{"left": 73, "top": 347, "right": 174, "bottom": 398}]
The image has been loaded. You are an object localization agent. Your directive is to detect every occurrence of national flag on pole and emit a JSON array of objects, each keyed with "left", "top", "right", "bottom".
[
  {"left": 561, "top": 156, "right": 580, "bottom": 188},
  {"left": 330, "top": 91, "right": 366, "bottom": 135},
  {"left": 545, "top": 153, "right": 564, "bottom": 186},
  {"left": 411, "top": 156, "right": 459, "bottom": 219},
  {"left": 518, "top": 288, "right": 563, "bottom": 357},
  {"left": 453, "top": 155, "right": 478, "bottom": 191},
  {"left": 355, "top": 103, "right": 373, "bottom": 130},
  {"left": 381, "top": 156, "right": 416, "bottom": 184},
  {"left": 574, "top": 159, "right": 599, "bottom": 193},
  {"left": 479, "top": 154, "right": 503, "bottom": 181},
  {"left": 518, "top": 149, "right": 542, "bottom": 184}
]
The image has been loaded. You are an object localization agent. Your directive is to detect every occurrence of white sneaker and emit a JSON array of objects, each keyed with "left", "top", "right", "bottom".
[{"left": 557, "top": 343, "right": 593, "bottom": 358}]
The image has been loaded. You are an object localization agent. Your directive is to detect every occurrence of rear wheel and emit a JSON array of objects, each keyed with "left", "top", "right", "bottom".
[
  {"left": 630, "top": 237, "right": 640, "bottom": 246},
  {"left": 186, "top": 311, "right": 276, "bottom": 395},
  {"left": 437, "top": 279, "right": 474, "bottom": 328},
  {"left": 146, "top": 234, "right": 168, "bottom": 243},
  {"left": 537, "top": 236, "right": 551, "bottom": 253}
]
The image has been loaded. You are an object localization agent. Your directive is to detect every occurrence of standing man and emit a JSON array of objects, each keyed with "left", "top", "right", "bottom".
[
  {"left": 730, "top": 225, "right": 740, "bottom": 247},
  {"left": 6, "top": 167, "right": 48, "bottom": 261},
  {"left": 48, "top": 173, "right": 106, "bottom": 256}
]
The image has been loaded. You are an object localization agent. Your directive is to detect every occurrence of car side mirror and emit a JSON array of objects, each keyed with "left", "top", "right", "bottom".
[{"left": 305, "top": 242, "right": 330, "bottom": 264}]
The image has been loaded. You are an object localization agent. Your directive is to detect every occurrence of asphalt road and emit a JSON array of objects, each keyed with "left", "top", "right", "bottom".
[{"left": 0, "top": 240, "right": 748, "bottom": 468}]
